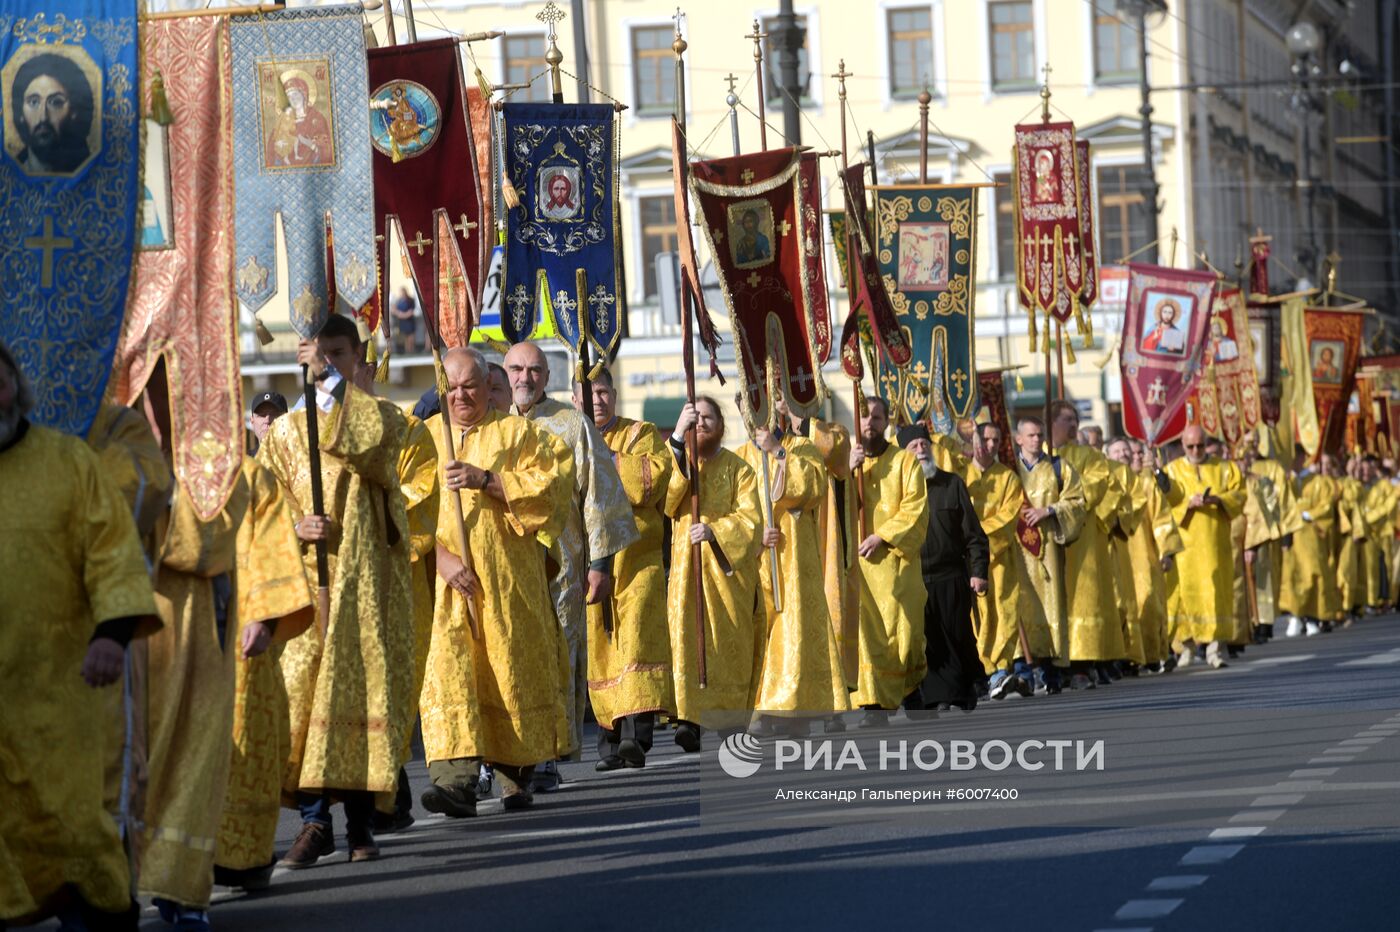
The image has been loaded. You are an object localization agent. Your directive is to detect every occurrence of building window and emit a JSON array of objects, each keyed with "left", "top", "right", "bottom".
[
  {"left": 1097, "top": 164, "right": 1152, "bottom": 264},
  {"left": 887, "top": 7, "right": 933, "bottom": 99},
  {"left": 639, "top": 194, "right": 677, "bottom": 301},
  {"left": 1092, "top": 3, "right": 1138, "bottom": 83},
  {"left": 632, "top": 25, "right": 676, "bottom": 115},
  {"left": 993, "top": 170, "right": 1015, "bottom": 280},
  {"left": 989, "top": 1, "right": 1035, "bottom": 90},
  {"left": 503, "top": 34, "right": 549, "bottom": 102},
  {"left": 763, "top": 15, "right": 812, "bottom": 107}
]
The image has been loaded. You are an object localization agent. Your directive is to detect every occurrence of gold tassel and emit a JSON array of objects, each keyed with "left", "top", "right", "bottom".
[
  {"left": 501, "top": 174, "right": 521, "bottom": 210},
  {"left": 1064, "top": 335, "right": 1077, "bottom": 365},
  {"left": 1015, "top": 373, "right": 1026, "bottom": 392},
  {"left": 148, "top": 69, "right": 174, "bottom": 125},
  {"left": 375, "top": 344, "right": 391, "bottom": 383},
  {"left": 1040, "top": 327, "right": 1050, "bottom": 355},
  {"left": 254, "top": 315, "right": 274, "bottom": 346},
  {"left": 274, "top": 75, "right": 291, "bottom": 112},
  {"left": 1027, "top": 307, "right": 1037, "bottom": 345},
  {"left": 366, "top": 337, "right": 377, "bottom": 364},
  {"left": 475, "top": 66, "right": 494, "bottom": 98}
]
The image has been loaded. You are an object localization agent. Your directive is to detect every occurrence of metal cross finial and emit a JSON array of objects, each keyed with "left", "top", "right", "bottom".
[
  {"left": 537, "top": 1, "right": 565, "bottom": 39},
  {"left": 746, "top": 19, "right": 767, "bottom": 61},
  {"left": 1039, "top": 62, "right": 1053, "bottom": 121},
  {"left": 725, "top": 72, "right": 738, "bottom": 94},
  {"left": 673, "top": 7, "right": 685, "bottom": 36},
  {"left": 833, "top": 59, "right": 851, "bottom": 100}
]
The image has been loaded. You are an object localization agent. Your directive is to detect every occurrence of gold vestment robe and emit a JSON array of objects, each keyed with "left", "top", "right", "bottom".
[
  {"left": 851, "top": 445, "right": 929, "bottom": 709},
  {"left": 1165, "top": 457, "right": 1247, "bottom": 643},
  {"left": 1057, "top": 442, "right": 1129, "bottom": 660},
  {"left": 1279, "top": 473, "right": 1341, "bottom": 620},
  {"left": 1337, "top": 477, "right": 1366, "bottom": 612},
  {"left": 258, "top": 384, "right": 413, "bottom": 798},
  {"left": 741, "top": 435, "right": 848, "bottom": 713},
  {"left": 965, "top": 459, "right": 1046, "bottom": 673},
  {"left": 806, "top": 419, "right": 859, "bottom": 688},
  {"left": 420, "top": 410, "right": 567, "bottom": 768},
  {"left": 1016, "top": 454, "right": 1087, "bottom": 664},
  {"left": 587, "top": 417, "right": 676, "bottom": 728},
  {"left": 1246, "top": 458, "right": 1300, "bottom": 627},
  {"left": 1361, "top": 480, "right": 1396, "bottom": 607},
  {"left": 1129, "top": 469, "right": 1180, "bottom": 665},
  {"left": 398, "top": 414, "right": 439, "bottom": 729},
  {"left": 1, "top": 424, "right": 158, "bottom": 923},
  {"left": 665, "top": 447, "right": 762, "bottom": 728}
]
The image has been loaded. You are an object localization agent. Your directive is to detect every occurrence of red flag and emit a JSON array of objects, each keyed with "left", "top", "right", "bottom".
[
  {"left": 1073, "top": 140, "right": 1098, "bottom": 310},
  {"left": 1190, "top": 288, "right": 1261, "bottom": 446},
  {"left": 1120, "top": 263, "right": 1218, "bottom": 444},
  {"left": 1015, "top": 121, "right": 1084, "bottom": 323}
]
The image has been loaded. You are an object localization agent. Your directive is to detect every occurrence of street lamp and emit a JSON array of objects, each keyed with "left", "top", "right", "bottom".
[
  {"left": 1287, "top": 19, "right": 1325, "bottom": 283},
  {"left": 1116, "top": 0, "right": 1168, "bottom": 262}
]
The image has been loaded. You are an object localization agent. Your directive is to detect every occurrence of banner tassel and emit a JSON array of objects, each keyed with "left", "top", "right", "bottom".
[
  {"left": 148, "top": 69, "right": 175, "bottom": 125},
  {"left": 1064, "top": 334, "right": 1077, "bottom": 365},
  {"left": 1015, "top": 373, "right": 1026, "bottom": 393},
  {"left": 376, "top": 344, "right": 391, "bottom": 383},
  {"left": 254, "top": 315, "right": 274, "bottom": 347}
]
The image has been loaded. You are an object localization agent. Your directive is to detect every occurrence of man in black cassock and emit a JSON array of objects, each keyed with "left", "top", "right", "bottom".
[{"left": 896, "top": 425, "right": 990, "bottom": 712}]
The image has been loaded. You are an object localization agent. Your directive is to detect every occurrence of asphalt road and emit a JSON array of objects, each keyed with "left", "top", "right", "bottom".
[{"left": 184, "top": 618, "right": 1400, "bottom": 931}]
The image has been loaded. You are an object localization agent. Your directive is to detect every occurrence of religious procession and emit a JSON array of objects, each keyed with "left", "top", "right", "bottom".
[{"left": 4, "top": 0, "right": 1400, "bottom": 929}]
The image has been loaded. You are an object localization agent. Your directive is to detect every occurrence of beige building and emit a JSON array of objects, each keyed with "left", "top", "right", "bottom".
[{"left": 230, "top": 0, "right": 1390, "bottom": 441}]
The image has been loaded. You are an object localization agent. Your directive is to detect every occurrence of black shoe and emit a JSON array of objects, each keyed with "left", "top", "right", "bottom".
[
  {"left": 826, "top": 716, "right": 847, "bottom": 733},
  {"left": 617, "top": 738, "right": 646, "bottom": 767},
  {"left": 421, "top": 784, "right": 477, "bottom": 819},
  {"left": 674, "top": 722, "right": 702, "bottom": 753},
  {"left": 595, "top": 755, "right": 626, "bottom": 772},
  {"left": 372, "top": 809, "right": 416, "bottom": 835},
  {"left": 530, "top": 761, "right": 563, "bottom": 793},
  {"left": 857, "top": 710, "right": 889, "bottom": 729},
  {"left": 214, "top": 859, "right": 275, "bottom": 892},
  {"left": 501, "top": 791, "right": 534, "bottom": 812}
]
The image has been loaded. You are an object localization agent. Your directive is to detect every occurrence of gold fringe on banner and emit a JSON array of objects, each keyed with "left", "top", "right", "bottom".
[
  {"left": 254, "top": 315, "right": 274, "bottom": 346},
  {"left": 1027, "top": 306, "right": 1037, "bottom": 346},
  {"left": 148, "top": 69, "right": 174, "bottom": 125},
  {"left": 375, "top": 345, "right": 391, "bottom": 383},
  {"left": 1064, "top": 331, "right": 1077, "bottom": 365},
  {"left": 1015, "top": 373, "right": 1026, "bottom": 393}
]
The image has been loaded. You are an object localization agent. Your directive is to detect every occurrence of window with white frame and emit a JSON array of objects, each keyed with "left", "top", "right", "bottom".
[
  {"left": 887, "top": 7, "right": 933, "bottom": 99},
  {"left": 631, "top": 25, "right": 676, "bottom": 115},
  {"left": 989, "top": 1, "right": 1036, "bottom": 90},
  {"left": 504, "top": 34, "right": 550, "bottom": 102}
]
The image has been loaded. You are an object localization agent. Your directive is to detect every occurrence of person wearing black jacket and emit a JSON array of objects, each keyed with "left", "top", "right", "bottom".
[{"left": 896, "top": 425, "right": 990, "bottom": 712}]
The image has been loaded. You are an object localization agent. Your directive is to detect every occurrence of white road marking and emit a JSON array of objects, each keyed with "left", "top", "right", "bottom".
[
  {"left": 488, "top": 815, "right": 698, "bottom": 842},
  {"left": 1147, "top": 875, "right": 1209, "bottom": 890},
  {"left": 1249, "top": 654, "right": 1315, "bottom": 664},
  {"left": 1180, "top": 844, "right": 1245, "bottom": 865},
  {"left": 1209, "top": 826, "right": 1266, "bottom": 839},
  {"left": 1309, "top": 757, "right": 1355, "bottom": 764},
  {"left": 1251, "top": 794, "right": 1305, "bottom": 806},
  {"left": 1339, "top": 737, "right": 1384, "bottom": 745},
  {"left": 1115, "top": 899, "right": 1183, "bottom": 920},
  {"left": 1290, "top": 768, "right": 1338, "bottom": 778},
  {"left": 1232, "top": 809, "right": 1284, "bottom": 822},
  {"left": 1338, "top": 650, "right": 1400, "bottom": 666}
]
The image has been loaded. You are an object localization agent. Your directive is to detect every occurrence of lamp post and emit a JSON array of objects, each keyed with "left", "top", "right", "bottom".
[
  {"left": 1286, "top": 19, "right": 1325, "bottom": 285},
  {"left": 1117, "top": 0, "right": 1167, "bottom": 263}
]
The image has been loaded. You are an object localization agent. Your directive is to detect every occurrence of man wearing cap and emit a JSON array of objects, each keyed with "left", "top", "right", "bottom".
[{"left": 247, "top": 391, "right": 288, "bottom": 454}]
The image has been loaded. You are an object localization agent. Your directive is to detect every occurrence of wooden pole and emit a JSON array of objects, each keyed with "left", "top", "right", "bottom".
[
  {"left": 746, "top": 19, "right": 769, "bottom": 150},
  {"left": 866, "top": 130, "right": 877, "bottom": 186},
  {"left": 430, "top": 346, "right": 483, "bottom": 640},
  {"left": 834, "top": 59, "right": 870, "bottom": 541},
  {"left": 917, "top": 86, "right": 931, "bottom": 184},
  {"left": 759, "top": 447, "right": 782, "bottom": 613},
  {"left": 301, "top": 366, "right": 331, "bottom": 635},
  {"left": 382, "top": 0, "right": 396, "bottom": 45},
  {"left": 674, "top": 15, "right": 708, "bottom": 688}
]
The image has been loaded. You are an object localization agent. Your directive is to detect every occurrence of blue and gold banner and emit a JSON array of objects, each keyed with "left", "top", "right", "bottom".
[
  {"left": 500, "top": 102, "right": 621, "bottom": 365},
  {"left": 229, "top": 4, "right": 375, "bottom": 339},
  {"left": 871, "top": 184, "right": 980, "bottom": 423},
  {"left": 0, "top": 2, "right": 139, "bottom": 436}
]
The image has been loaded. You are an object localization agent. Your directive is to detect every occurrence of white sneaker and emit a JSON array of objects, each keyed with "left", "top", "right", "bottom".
[
  {"left": 1176, "top": 648, "right": 1195, "bottom": 669},
  {"left": 1284, "top": 616, "right": 1303, "bottom": 638},
  {"left": 1305, "top": 620, "right": 1321, "bottom": 637},
  {"left": 1206, "top": 642, "right": 1228, "bottom": 669}
]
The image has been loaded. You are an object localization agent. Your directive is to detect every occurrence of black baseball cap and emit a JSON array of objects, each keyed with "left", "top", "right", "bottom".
[{"left": 250, "top": 391, "right": 288, "bottom": 415}]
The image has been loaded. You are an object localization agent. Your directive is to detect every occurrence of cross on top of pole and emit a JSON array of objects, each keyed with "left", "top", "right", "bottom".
[
  {"left": 1039, "top": 61, "right": 1053, "bottom": 121},
  {"left": 833, "top": 59, "right": 851, "bottom": 99},
  {"left": 746, "top": 19, "right": 767, "bottom": 60},
  {"left": 537, "top": 1, "right": 565, "bottom": 40}
]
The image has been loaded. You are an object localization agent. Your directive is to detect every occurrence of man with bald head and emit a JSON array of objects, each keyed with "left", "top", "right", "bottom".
[
  {"left": 416, "top": 347, "right": 565, "bottom": 814},
  {"left": 504, "top": 342, "right": 636, "bottom": 790},
  {"left": 1164, "top": 425, "right": 1246, "bottom": 668}
]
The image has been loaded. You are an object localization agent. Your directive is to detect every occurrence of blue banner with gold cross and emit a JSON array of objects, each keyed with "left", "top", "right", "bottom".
[
  {"left": 500, "top": 102, "right": 620, "bottom": 367},
  {"left": 0, "top": 2, "right": 139, "bottom": 437},
  {"left": 871, "top": 185, "right": 980, "bottom": 425}
]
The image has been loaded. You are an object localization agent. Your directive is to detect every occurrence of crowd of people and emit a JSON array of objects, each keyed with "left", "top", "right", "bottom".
[{"left": 2, "top": 319, "right": 1396, "bottom": 931}]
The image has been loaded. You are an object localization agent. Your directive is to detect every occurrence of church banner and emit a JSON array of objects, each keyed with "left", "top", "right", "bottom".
[
  {"left": 668, "top": 118, "right": 721, "bottom": 380},
  {"left": 871, "top": 183, "right": 978, "bottom": 423},
  {"left": 1345, "top": 375, "right": 1377, "bottom": 455},
  {"left": 841, "top": 165, "right": 910, "bottom": 375},
  {"left": 230, "top": 4, "right": 375, "bottom": 338},
  {"left": 976, "top": 368, "right": 1017, "bottom": 470},
  {"left": 690, "top": 147, "right": 828, "bottom": 426},
  {"left": 1304, "top": 305, "right": 1366, "bottom": 456},
  {"left": 1190, "top": 288, "right": 1261, "bottom": 448},
  {"left": 828, "top": 209, "right": 849, "bottom": 288},
  {"left": 369, "top": 38, "right": 484, "bottom": 348},
  {"left": 0, "top": 3, "right": 140, "bottom": 437},
  {"left": 1073, "top": 139, "right": 1098, "bottom": 313},
  {"left": 116, "top": 14, "right": 242, "bottom": 521},
  {"left": 1014, "top": 121, "right": 1084, "bottom": 325},
  {"left": 1120, "top": 263, "right": 1217, "bottom": 444},
  {"left": 500, "top": 102, "right": 620, "bottom": 365}
]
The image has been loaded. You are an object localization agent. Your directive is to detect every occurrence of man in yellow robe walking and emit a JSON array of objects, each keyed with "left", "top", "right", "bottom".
[
  {"left": 849, "top": 397, "right": 929, "bottom": 722},
  {"left": 575, "top": 367, "right": 676, "bottom": 770},
  {"left": 1279, "top": 450, "right": 1342, "bottom": 636},
  {"left": 0, "top": 342, "right": 159, "bottom": 929},
  {"left": 419, "top": 347, "right": 567, "bottom": 815}
]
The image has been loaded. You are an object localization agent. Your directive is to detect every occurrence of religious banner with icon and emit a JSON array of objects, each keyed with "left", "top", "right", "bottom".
[
  {"left": 0, "top": 3, "right": 140, "bottom": 437},
  {"left": 500, "top": 101, "right": 621, "bottom": 365},
  {"left": 691, "top": 147, "right": 828, "bottom": 426},
  {"left": 870, "top": 183, "right": 978, "bottom": 423},
  {"left": 1189, "top": 288, "right": 1261, "bottom": 448},
  {"left": 1303, "top": 305, "right": 1366, "bottom": 456},
  {"left": 1119, "top": 263, "right": 1218, "bottom": 444},
  {"left": 1344, "top": 375, "right": 1377, "bottom": 455},
  {"left": 1073, "top": 140, "right": 1098, "bottom": 312},
  {"left": 115, "top": 14, "right": 243, "bottom": 521},
  {"left": 369, "top": 38, "right": 485, "bottom": 349},
  {"left": 230, "top": 5, "right": 375, "bottom": 338},
  {"left": 841, "top": 165, "right": 910, "bottom": 374},
  {"left": 1014, "top": 121, "right": 1085, "bottom": 327}
]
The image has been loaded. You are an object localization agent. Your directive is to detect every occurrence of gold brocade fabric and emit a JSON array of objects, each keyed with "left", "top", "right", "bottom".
[
  {"left": 1337, "top": 477, "right": 1366, "bottom": 612},
  {"left": 398, "top": 414, "right": 440, "bottom": 732},
  {"left": 665, "top": 447, "right": 763, "bottom": 727},
  {"left": 1016, "top": 454, "right": 1087, "bottom": 664},
  {"left": 258, "top": 385, "right": 413, "bottom": 797},
  {"left": 806, "top": 419, "right": 859, "bottom": 689},
  {"left": 1106, "top": 460, "right": 1146, "bottom": 666},
  {"left": 587, "top": 418, "right": 676, "bottom": 729},
  {"left": 419, "top": 410, "right": 567, "bottom": 768},
  {"left": 1164, "top": 457, "right": 1246, "bottom": 643},
  {"left": 1360, "top": 480, "right": 1397, "bottom": 607},
  {"left": 741, "top": 436, "right": 848, "bottom": 714},
  {"left": 217, "top": 458, "right": 313, "bottom": 872},
  {"left": 850, "top": 445, "right": 928, "bottom": 709},
  {"left": 0, "top": 425, "right": 158, "bottom": 922},
  {"left": 1128, "top": 471, "right": 1175, "bottom": 665},
  {"left": 1057, "top": 442, "right": 1128, "bottom": 661},
  {"left": 1279, "top": 473, "right": 1341, "bottom": 620},
  {"left": 966, "top": 460, "right": 1045, "bottom": 674}
]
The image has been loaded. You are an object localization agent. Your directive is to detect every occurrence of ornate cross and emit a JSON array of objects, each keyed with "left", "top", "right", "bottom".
[
  {"left": 442, "top": 267, "right": 465, "bottom": 309},
  {"left": 778, "top": 219, "right": 792, "bottom": 237},
  {"left": 725, "top": 73, "right": 738, "bottom": 95},
  {"left": 408, "top": 230, "right": 433, "bottom": 256},
  {"left": 536, "top": 1, "right": 565, "bottom": 39},
  {"left": 949, "top": 367, "right": 969, "bottom": 397},
  {"left": 741, "top": 168, "right": 756, "bottom": 184},
  {"left": 25, "top": 216, "right": 72, "bottom": 290},
  {"left": 453, "top": 214, "right": 477, "bottom": 240},
  {"left": 791, "top": 365, "right": 814, "bottom": 392},
  {"left": 1066, "top": 233, "right": 1079, "bottom": 264},
  {"left": 1147, "top": 377, "right": 1167, "bottom": 406},
  {"left": 746, "top": 271, "right": 762, "bottom": 288}
]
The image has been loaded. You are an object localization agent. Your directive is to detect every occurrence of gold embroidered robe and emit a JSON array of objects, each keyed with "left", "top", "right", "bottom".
[
  {"left": 1016, "top": 454, "right": 1087, "bottom": 664},
  {"left": 1279, "top": 473, "right": 1341, "bottom": 620},
  {"left": 1165, "top": 457, "right": 1247, "bottom": 643},
  {"left": 806, "top": 419, "right": 860, "bottom": 689},
  {"left": 1057, "top": 441, "right": 1129, "bottom": 660}
]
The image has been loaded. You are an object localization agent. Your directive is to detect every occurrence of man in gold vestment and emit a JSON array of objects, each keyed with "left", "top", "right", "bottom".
[
  {"left": 420, "top": 348, "right": 567, "bottom": 815},
  {"left": 665, "top": 398, "right": 762, "bottom": 748},
  {"left": 799, "top": 411, "right": 859, "bottom": 692},
  {"left": 1164, "top": 426, "right": 1247, "bottom": 668},
  {"left": 1336, "top": 457, "right": 1366, "bottom": 620},
  {"left": 1359, "top": 457, "right": 1396, "bottom": 612},
  {"left": 1104, "top": 439, "right": 1148, "bottom": 667},
  {"left": 1279, "top": 451, "right": 1342, "bottom": 636},
  {"left": 1128, "top": 439, "right": 1182, "bottom": 670},
  {"left": 849, "top": 397, "right": 929, "bottom": 721},
  {"left": 0, "top": 343, "right": 159, "bottom": 929},
  {"left": 741, "top": 412, "right": 848, "bottom": 731},
  {"left": 506, "top": 342, "right": 637, "bottom": 790},
  {"left": 1239, "top": 433, "right": 1300, "bottom": 641},
  {"left": 258, "top": 316, "right": 413, "bottom": 867},
  {"left": 1049, "top": 401, "right": 1128, "bottom": 687},
  {"left": 574, "top": 367, "right": 676, "bottom": 770}
]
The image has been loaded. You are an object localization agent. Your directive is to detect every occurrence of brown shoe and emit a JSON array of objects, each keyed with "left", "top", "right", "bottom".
[
  {"left": 347, "top": 828, "right": 381, "bottom": 862},
  {"left": 279, "top": 822, "right": 334, "bottom": 869}
]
